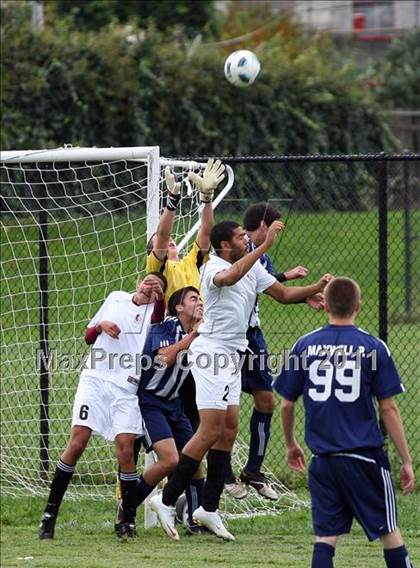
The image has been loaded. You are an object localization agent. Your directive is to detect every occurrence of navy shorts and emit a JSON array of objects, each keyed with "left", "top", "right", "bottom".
[
  {"left": 309, "top": 448, "right": 398, "bottom": 541},
  {"left": 241, "top": 326, "right": 273, "bottom": 393},
  {"left": 138, "top": 391, "right": 194, "bottom": 452}
]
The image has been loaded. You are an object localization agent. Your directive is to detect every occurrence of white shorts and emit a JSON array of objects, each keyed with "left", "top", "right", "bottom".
[
  {"left": 188, "top": 337, "right": 242, "bottom": 410},
  {"left": 72, "top": 375, "right": 144, "bottom": 442}
]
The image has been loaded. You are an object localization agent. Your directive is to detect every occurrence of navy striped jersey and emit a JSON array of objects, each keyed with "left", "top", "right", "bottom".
[
  {"left": 248, "top": 238, "right": 276, "bottom": 327},
  {"left": 274, "top": 325, "right": 405, "bottom": 454},
  {"left": 138, "top": 316, "right": 189, "bottom": 400}
]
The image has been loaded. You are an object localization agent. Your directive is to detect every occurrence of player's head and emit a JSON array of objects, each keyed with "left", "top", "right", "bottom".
[
  {"left": 137, "top": 271, "right": 167, "bottom": 300},
  {"left": 146, "top": 233, "right": 179, "bottom": 262},
  {"left": 324, "top": 277, "right": 361, "bottom": 320},
  {"left": 243, "top": 202, "right": 281, "bottom": 246},
  {"left": 168, "top": 286, "right": 203, "bottom": 322},
  {"left": 210, "top": 220, "right": 248, "bottom": 262}
]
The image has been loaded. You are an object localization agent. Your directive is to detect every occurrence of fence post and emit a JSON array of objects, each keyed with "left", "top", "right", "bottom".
[
  {"left": 402, "top": 155, "right": 413, "bottom": 316},
  {"left": 378, "top": 156, "right": 388, "bottom": 342}
]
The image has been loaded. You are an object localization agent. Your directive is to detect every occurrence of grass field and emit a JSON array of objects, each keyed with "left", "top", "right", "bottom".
[
  {"left": 1, "top": 493, "right": 419, "bottom": 568},
  {"left": 1, "top": 208, "right": 419, "bottom": 496}
]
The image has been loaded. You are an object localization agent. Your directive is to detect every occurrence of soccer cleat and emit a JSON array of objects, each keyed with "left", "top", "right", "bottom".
[
  {"left": 150, "top": 494, "right": 179, "bottom": 541},
  {"left": 239, "top": 468, "right": 278, "bottom": 501},
  {"left": 38, "top": 512, "right": 57, "bottom": 539},
  {"left": 175, "top": 494, "right": 188, "bottom": 525},
  {"left": 192, "top": 506, "right": 235, "bottom": 541},
  {"left": 115, "top": 522, "right": 137, "bottom": 540},
  {"left": 224, "top": 478, "right": 248, "bottom": 500}
]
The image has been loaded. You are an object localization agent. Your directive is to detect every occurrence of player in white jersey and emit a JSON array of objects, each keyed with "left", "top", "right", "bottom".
[
  {"left": 150, "top": 220, "right": 332, "bottom": 541},
  {"left": 38, "top": 272, "right": 167, "bottom": 540}
]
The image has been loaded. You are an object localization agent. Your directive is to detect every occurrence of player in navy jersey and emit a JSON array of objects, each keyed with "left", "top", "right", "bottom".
[
  {"left": 225, "top": 202, "right": 324, "bottom": 500},
  {"left": 117, "top": 286, "right": 206, "bottom": 536},
  {"left": 274, "top": 277, "right": 415, "bottom": 568}
]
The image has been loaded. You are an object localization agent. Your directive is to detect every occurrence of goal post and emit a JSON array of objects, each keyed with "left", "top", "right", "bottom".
[{"left": 0, "top": 145, "right": 234, "bottom": 499}]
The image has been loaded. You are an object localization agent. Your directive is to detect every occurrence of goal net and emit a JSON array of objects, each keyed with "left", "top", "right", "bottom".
[{"left": 0, "top": 146, "right": 305, "bottom": 521}]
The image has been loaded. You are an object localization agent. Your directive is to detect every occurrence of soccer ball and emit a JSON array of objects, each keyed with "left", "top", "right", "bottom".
[{"left": 224, "top": 50, "right": 261, "bottom": 88}]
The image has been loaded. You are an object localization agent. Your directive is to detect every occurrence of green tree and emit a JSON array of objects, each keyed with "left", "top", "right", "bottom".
[
  {"left": 46, "top": 0, "right": 214, "bottom": 35},
  {"left": 1, "top": 8, "right": 394, "bottom": 159},
  {"left": 376, "top": 30, "right": 420, "bottom": 109}
]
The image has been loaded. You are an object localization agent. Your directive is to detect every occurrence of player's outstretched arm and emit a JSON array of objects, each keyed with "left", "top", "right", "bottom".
[
  {"left": 214, "top": 220, "right": 284, "bottom": 287},
  {"left": 189, "top": 160, "right": 226, "bottom": 254},
  {"left": 153, "top": 167, "right": 181, "bottom": 261},
  {"left": 264, "top": 274, "right": 333, "bottom": 304},
  {"left": 196, "top": 202, "right": 213, "bottom": 254},
  {"left": 379, "top": 397, "right": 416, "bottom": 495},
  {"left": 280, "top": 399, "right": 306, "bottom": 473}
]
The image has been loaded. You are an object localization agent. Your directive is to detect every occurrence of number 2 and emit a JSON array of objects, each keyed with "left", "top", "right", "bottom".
[
  {"left": 308, "top": 360, "right": 361, "bottom": 403},
  {"left": 222, "top": 385, "right": 229, "bottom": 402}
]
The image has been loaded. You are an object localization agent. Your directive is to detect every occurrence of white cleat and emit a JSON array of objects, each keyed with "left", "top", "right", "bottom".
[
  {"left": 224, "top": 479, "right": 248, "bottom": 500},
  {"left": 150, "top": 494, "right": 179, "bottom": 541},
  {"left": 192, "top": 506, "right": 235, "bottom": 541},
  {"left": 256, "top": 483, "right": 278, "bottom": 501}
]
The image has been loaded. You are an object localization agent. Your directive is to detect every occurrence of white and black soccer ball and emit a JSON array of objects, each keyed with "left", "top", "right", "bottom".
[{"left": 224, "top": 50, "right": 261, "bottom": 88}]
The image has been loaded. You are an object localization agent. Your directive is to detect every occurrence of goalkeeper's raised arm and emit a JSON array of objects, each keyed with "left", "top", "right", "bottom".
[
  {"left": 188, "top": 159, "right": 225, "bottom": 255},
  {"left": 147, "top": 166, "right": 182, "bottom": 263}
]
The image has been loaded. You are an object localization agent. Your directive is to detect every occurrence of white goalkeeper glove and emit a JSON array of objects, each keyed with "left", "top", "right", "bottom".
[
  {"left": 165, "top": 166, "right": 181, "bottom": 211},
  {"left": 188, "top": 159, "right": 226, "bottom": 203}
]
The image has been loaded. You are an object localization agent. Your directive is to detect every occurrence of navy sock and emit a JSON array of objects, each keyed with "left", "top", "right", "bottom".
[
  {"left": 245, "top": 409, "right": 272, "bottom": 473},
  {"left": 311, "top": 542, "right": 335, "bottom": 568},
  {"left": 384, "top": 545, "right": 413, "bottom": 568},
  {"left": 45, "top": 459, "right": 75, "bottom": 516},
  {"left": 185, "top": 478, "right": 204, "bottom": 524}
]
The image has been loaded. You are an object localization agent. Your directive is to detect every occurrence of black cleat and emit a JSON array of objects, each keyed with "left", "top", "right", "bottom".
[
  {"left": 115, "top": 522, "right": 137, "bottom": 540},
  {"left": 39, "top": 512, "right": 57, "bottom": 539}
]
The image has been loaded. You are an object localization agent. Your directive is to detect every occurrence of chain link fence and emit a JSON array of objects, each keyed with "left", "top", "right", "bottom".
[{"left": 201, "top": 153, "right": 420, "bottom": 486}]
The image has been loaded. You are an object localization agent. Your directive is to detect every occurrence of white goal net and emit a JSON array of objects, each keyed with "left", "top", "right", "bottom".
[{"left": 0, "top": 145, "right": 305, "bottom": 521}]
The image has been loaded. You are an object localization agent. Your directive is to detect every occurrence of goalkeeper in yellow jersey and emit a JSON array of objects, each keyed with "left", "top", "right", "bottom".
[{"left": 146, "top": 159, "right": 226, "bottom": 302}]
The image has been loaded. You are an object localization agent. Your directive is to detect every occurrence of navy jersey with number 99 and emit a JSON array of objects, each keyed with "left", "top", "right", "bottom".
[{"left": 274, "top": 324, "right": 405, "bottom": 454}]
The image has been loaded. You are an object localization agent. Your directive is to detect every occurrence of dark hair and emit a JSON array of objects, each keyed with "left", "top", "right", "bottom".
[
  {"left": 243, "top": 202, "right": 281, "bottom": 231},
  {"left": 168, "top": 286, "right": 200, "bottom": 316},
  {"left": 210, "top": 220, "right": 240, "bottom": 253},
  {"left": 146, "top": 232, "right": 157, "bottom": 256},
  {"left": 324, "top": 277, "right": 361, "bottom": 317},
  {"left": 143, "top": 271, "right": 168, "bottom": 292}
]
